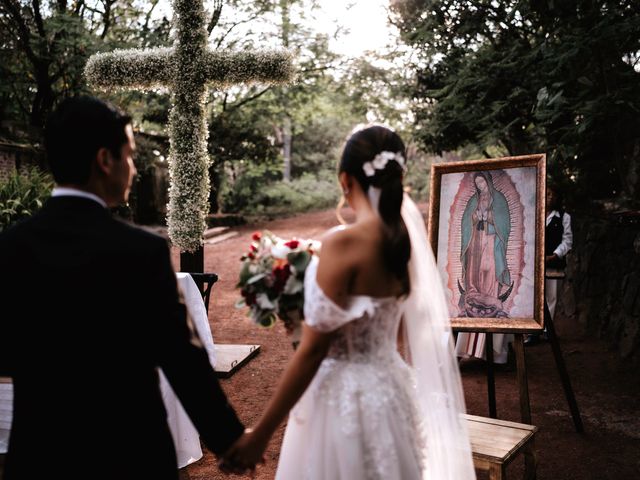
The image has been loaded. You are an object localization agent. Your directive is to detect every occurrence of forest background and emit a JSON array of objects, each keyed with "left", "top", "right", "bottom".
[
  {"left": 1, "top": 0, "right": 639, "bottom": 362},
  {"left": 2, "top": 0, "right": 638, "bottom": 225}
]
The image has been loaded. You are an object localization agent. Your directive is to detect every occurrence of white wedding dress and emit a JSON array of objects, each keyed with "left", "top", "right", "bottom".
[
  {"left": 276, "top": 256, "right": 426, "bottom": 479},
  {"left": 275, "top": 195, "right": 476, "bottom": 480}
]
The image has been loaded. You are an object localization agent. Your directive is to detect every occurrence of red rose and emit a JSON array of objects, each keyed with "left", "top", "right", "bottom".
[
  {"left": 285, "top": 239, "right": 299, "bottom": 249},
  {"left": 273, "top": 264, "right": 291, "bottom": 293},
  {"left": 248, "top": 252, "right": 255, "bottom": 260},
  {"left": 252, "top": 231, "right": 262, "bottom": 241},
  {"left": 250, "top": 244, "right": 258, "bottom": 253}
]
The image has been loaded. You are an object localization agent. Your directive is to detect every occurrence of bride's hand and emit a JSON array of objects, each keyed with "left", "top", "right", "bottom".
[{"left": 219, "top": 428, "right": 268, "bottom": 474}]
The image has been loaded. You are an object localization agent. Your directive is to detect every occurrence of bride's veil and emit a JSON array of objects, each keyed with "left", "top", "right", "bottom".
[{"left": 401, "top": 194, "right": 476, "bottom": 479}]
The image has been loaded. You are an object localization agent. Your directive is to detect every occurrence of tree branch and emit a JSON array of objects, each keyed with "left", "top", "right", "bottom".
[
  {"left": 0, "top": 0, "right": 39, "bottom": 65},
  {"left": 31, "top": 0, "right": 46, "bottom": 39},
  {"left": 225, "top": 86, "right": 272, "bottom": 112},
  {"left": 143, "top": 0, "right": 160, "bottom": 32},
  {"left": 73, "top": 0, "right": 84, "bottom": 15},
  {"left": 214, "top": 13, "right": 263, "bottom": 49},
  {"left": 207, "top": 0, "right": 222, "bottom": 36},
  {"left": 100, "top": 0, "right": 116, "bottom": 39}
]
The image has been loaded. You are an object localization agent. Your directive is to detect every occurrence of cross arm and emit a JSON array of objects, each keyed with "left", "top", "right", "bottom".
[
  {"left": 84, "top": 47, "right": 174, "bottom": 90},
  {"left": 203, "top": 50, "right": 294, "bottom": 88}
]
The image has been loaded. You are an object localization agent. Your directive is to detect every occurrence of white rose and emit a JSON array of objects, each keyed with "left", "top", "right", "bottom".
[
  {"left": 310, "top": 240, "right": 322, "bottom": 252},
  {"left": 271, "top": 241, "right": 290, "bottom": 259}
]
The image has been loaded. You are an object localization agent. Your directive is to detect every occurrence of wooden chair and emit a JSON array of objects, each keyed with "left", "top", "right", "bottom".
[
  {"left": 465, "top": 414, "right": 538, "bottom": 480},
  {"left": 185, "top": 272, "right": 218, "bottom": 313}
]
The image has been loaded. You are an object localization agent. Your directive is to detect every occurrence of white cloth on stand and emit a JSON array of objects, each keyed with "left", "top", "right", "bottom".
[
  {"left": 160, "top": 272, "right": 217, "bottom": 468},
  {"left": 455, "top": 332, "right": 513, "bottom": 364},
  {"left": 0, "top": 382, "right": 12, "bottom": 453}
]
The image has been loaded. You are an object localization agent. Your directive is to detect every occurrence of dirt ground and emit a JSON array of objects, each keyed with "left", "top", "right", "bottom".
[
  {"left": 1, "top": 206, "right": 637, "bottom": 479},
  {"left": 168, "top": 206, "right": 640, "bottom": 480}
]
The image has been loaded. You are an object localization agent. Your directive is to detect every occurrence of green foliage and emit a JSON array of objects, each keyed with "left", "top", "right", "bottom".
[
  {"left": 393, "top": 0, "right": 640, "bottom": 203},
  {"left": 0, "top": 168, "right": 53, "bottom": 232},
  {"left": 222, "top": 168, "right": 339, "bottom": 217}
]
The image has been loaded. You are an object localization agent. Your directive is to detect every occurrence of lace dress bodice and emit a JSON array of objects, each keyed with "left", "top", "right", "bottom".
[
  {"left": 304, "top": 256, "right": 403, "bottom": 363},
  {"left": 281, "top": 256, "right": 426, "bottom": 480}
]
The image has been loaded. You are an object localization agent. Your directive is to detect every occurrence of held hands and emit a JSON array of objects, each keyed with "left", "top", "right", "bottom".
[{"left": 219, "top": 428, "right": 268, "bottom": 475}]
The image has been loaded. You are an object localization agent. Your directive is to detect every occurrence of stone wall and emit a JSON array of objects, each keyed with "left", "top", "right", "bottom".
[
  {"left": 0, "top": 143, "right": 45, "bottom": 181},
  {"left": 554, "top": 211, "right": 640, "bottom": 365}
]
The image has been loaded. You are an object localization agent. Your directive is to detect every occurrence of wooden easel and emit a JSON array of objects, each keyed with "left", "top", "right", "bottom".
[{"left": 478, "top": 276, "right": 584, "bottom": 432}]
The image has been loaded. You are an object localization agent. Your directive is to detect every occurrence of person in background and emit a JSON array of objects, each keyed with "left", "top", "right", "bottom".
[{"left": 525, "top": 183, "right": 573, "bottom": 345}]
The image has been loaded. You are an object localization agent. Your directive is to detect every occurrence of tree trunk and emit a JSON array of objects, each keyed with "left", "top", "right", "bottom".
[
  {"left": 208, "top": 164, "right": 221, "bottom": 213},
  {"left": 30, "top": 67, "right": 54, "bottom": 128},
  {"left": 282, "top": 115, "right": 292, "bottom": 181},
  {"left": 279, "top": 0, "right": 292, "bottom": 181}
]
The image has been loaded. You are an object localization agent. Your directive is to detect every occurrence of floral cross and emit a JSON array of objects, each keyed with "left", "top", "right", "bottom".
[{"left": 85, "top": 0, "right": 294, "bottom": 252}]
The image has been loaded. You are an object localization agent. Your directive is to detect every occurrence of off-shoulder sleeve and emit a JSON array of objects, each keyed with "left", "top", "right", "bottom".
[{"left": 303, "top": 257, "right": 375, "bottom": 332}]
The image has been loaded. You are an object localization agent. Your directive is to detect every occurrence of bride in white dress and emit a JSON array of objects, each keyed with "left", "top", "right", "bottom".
[{"left": 225, "top": 125, "right": 475, "bottom": 479}]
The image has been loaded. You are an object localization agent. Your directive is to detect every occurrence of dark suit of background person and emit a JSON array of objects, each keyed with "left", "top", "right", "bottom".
[
  {"left": 0, "top": 96, "right": 244, "bottom": 479},
  {"left": 544, "top": 186, "right": 573, "bottom": 319},
  {"left": 526, "top": 185, "right": 573, "bottom": 345}
]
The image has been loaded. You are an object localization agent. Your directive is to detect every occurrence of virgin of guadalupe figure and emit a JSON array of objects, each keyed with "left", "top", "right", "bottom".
[{"left": 458, "top": 171, "right": 512, "bottom": 317}]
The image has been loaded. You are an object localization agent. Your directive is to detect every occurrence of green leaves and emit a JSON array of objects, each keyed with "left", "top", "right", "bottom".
[
  {"left": 0, "top": 167, "right": 53, "bottom": 232},
  {"left": 393, "top": 0, "right": 640, "bottom": 203},
  {"left": 287, "top": 249, "right": 311, "bottom": 273}
]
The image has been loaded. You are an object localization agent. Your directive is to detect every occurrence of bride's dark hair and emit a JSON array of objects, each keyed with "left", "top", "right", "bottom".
[{"left": 339, "top": 125, "right": 411, "bottom": 295}]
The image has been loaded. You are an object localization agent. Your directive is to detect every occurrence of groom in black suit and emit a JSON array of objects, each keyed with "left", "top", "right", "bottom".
[{"left": 0, "top": 96, "right": 246, "bottom": 479}]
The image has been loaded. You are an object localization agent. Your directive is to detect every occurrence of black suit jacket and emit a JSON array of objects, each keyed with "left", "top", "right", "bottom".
[{"left": 0, "top": 196, "right": 244, "bottom": 479}]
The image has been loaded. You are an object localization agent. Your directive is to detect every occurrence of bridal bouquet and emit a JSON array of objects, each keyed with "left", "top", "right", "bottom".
[{"left": 236, "top": 230, "right": 319, "bottom": 342}]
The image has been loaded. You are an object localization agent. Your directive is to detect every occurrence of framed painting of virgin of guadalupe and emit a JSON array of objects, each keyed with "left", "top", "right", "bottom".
[{"left": 428, "top": 154, "right": 546, "bottom": 332}]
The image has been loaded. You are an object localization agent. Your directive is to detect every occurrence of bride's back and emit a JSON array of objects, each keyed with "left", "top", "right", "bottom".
[{"left": 317, "top": 216, "right": 406, "bottom": 305}]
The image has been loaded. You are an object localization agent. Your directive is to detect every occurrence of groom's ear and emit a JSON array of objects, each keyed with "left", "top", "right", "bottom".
[{"left": 94, "top": 147, "right": 113, "bottom": 176}]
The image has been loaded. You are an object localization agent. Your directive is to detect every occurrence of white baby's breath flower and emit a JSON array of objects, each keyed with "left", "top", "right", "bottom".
[
  {"left": 262, "top": 237, "right": 274, "bottom": 250},
  {"left": 363, "top": 162, "right": 376, "bottom": 177}
]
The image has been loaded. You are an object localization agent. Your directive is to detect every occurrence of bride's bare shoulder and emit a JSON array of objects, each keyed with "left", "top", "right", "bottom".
[
  {"left": 319, "top": 223, "right": 378, "bottom": 263},
  {"left": 321, "top": 225, "right": 347, "bottom": 240},
  {"left": 316, "top": 225, "right": 355, "bottom": 257}
]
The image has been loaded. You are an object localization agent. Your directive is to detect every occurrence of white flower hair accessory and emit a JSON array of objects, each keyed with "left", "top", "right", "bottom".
[{"left": 362, "top": 151, "right": 406, "bottom": 177}]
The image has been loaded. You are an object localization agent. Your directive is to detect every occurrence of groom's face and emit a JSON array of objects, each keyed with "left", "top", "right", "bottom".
[{"left": 106, "top": 124, "right": 137, "bottom": 206}]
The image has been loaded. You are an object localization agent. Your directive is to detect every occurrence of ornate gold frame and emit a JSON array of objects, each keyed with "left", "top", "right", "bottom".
[{"left": 428, "top": 154, "right": 546, "bottom": 333}]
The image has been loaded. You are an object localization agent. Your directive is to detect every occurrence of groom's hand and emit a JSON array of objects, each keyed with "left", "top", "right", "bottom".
[{"left": 219, "top": 428, "right": 266, "bottom": 475}]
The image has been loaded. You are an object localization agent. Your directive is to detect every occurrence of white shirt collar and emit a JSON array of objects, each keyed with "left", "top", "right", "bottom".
[{"left": 52, "top": 187, "right": 107, "bottom": 208}]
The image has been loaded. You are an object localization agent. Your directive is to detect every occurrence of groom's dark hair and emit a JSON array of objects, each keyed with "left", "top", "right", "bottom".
[{"left": 44, "top": 95, "right": 132, "bottom": 185}]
